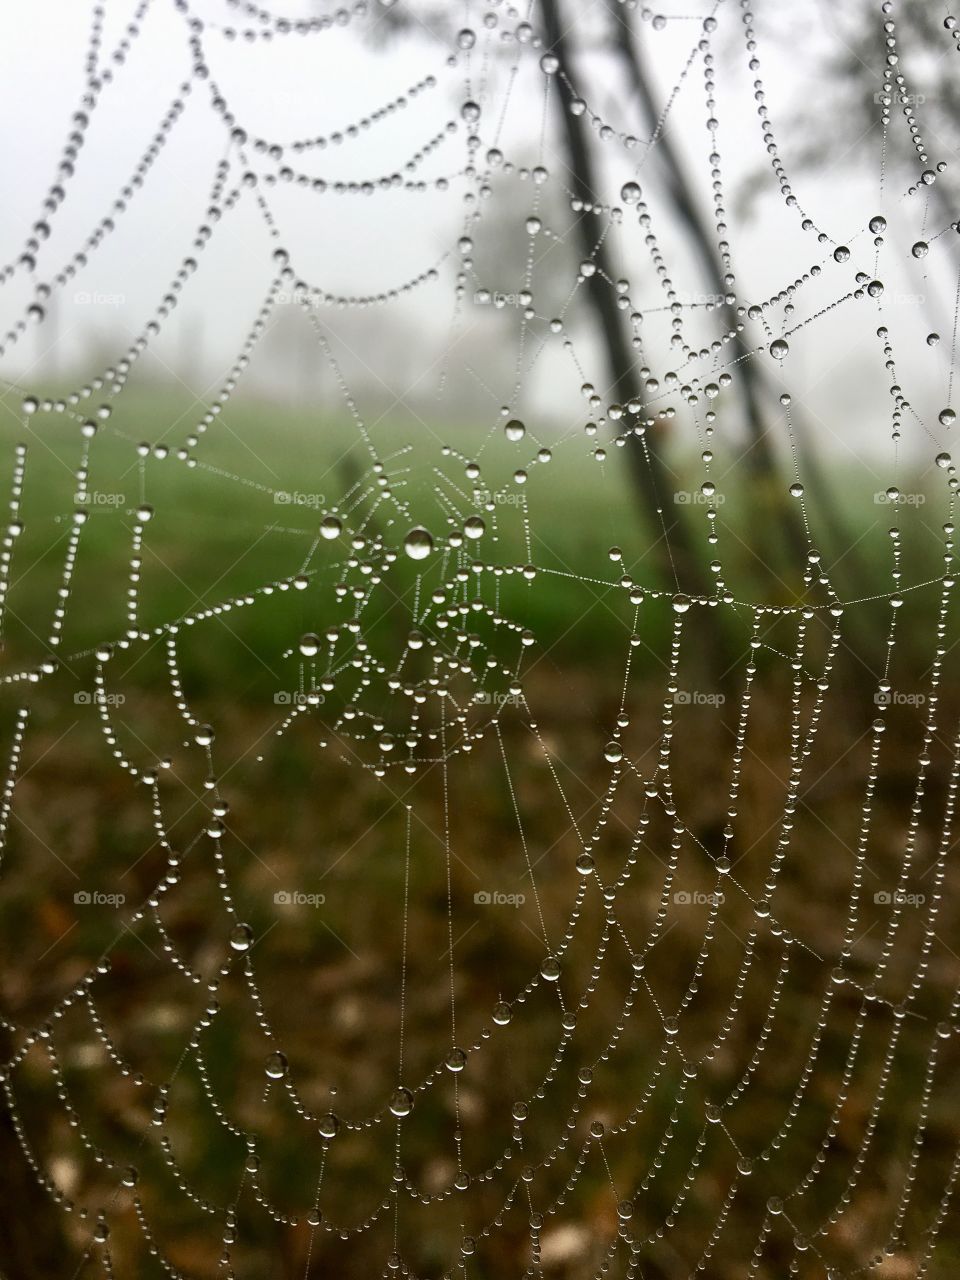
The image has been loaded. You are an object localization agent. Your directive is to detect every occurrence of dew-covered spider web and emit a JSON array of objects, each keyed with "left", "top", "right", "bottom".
[{"left": 1, "top": 0, "right": 960, "bottom": 1276}]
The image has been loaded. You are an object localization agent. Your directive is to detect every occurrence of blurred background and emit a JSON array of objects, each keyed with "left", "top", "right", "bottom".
[{"left": 0, "top": 1, "right": 958, "bottom": 1277}]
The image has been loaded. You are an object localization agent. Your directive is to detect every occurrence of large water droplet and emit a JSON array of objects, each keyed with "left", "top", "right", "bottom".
[
  {"left": 404, "top": 527, "right": 434, "bottom": 560},
  {"left": 229, "top": 923, "right": 253, "bottom": 952},
  {"left": 265, "top": 1051, "right": 288, "bottom": 1080},
  {"left": 389, "top": 1087, "right": 413, "bottom": 1117},
  {"left": 318, "top": 1112, "right": 340, "bottom": 1139},
  {"left": 445, "top": 1047, "right": 467, "bottom": 1072}
]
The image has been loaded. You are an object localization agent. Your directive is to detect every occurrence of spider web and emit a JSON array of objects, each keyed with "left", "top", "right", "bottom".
[{"left": 0, "top": 0, "right": 959, "bottom": 1277}]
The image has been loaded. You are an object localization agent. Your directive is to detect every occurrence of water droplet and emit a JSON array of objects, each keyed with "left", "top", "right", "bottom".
[
  {"left": 265, "top": 1051, "right": 288, "bottom": 1080},
  {"left": 456, "top": 27, "right": 476, "bottom": 49},
  {"left": 463, "top": 516, "right": 485, "bottom": 539},
  {"left": 869, "top": 214, "right": 887, "bottom": 233},
  {"left": 621, "top": 181, "right": 642, "bottom": 205},
  {"left": 320, "top": 515, "right": 342, "bottom": 540},
  {"left": 505, "top": 418, "right": 525, "bottom": 442},
  {"left": 672, "top": 593, "right": 692, "bottom": 613},
  {"left": 404, "top": 526, "right": 433, "bottom": 560},
  {"left": 136, "top": 504, "right": 154, "bottom": 523},
  {"left": 936, "top": 452, "right": 952, "bottom": 469},
  {"left": 789, "top": 482, "right": 804, "bottom": 498},
  {"left": 445, "top": 1047, "right": 467, "bottom": 1072},
  {"left": 22, "top": 396, "right": 38, "bottom": 415},
  {"left": 539, "top": 52, "right": 559, "bottom": 74},
  {"left": 912, "top": 240, "right": 929, "bottom": 258},
  {"left": 575, "top": 852, "right": 595, "bottom": 875},
  {"left": 229, "top": 923, "right": 253, "bottom": 952},
  {"left": 940, "top": 408, "right": 956, "bottom": 427},
  {"left": 389, "top": 1087, "right": 413, "bottom": 1117},
  {"left": 928, "top": 332, "right": 941, "bottom": 346},
  {"left": 492, "top": 1001, "right": 512, "bottom": 1025},
  {"left": 318, "top": 1112, "right": 340, "bottom": 1139},
  {"left": 461, "top": 100, "right": 481, "bottom": 124},
  {"left": 867, "top": 279, "right": 884, "bottom": 298},
  {"left": 540, "top": 955, "right": 561, "bottom": 982},
  {"left": 299, "top": 632, "right": 320, "bottom": 657},
  {"left": 604, "top": 741, "right": 623, "bottom": 763},
  {"left": 833, "top": 245, "right": 850, "bottom": 263},
  {"left": 769, "top": 338, "right": 789, "bottom": 359}
]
